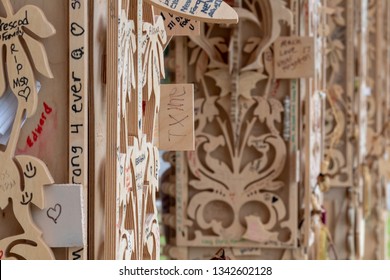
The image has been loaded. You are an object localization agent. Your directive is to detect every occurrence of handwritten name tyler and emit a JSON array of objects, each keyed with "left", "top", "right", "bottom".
[
  {"left": 0, "top": 11, "right": 29, "bottom": 41},
  {"left": 167, "top": 87, "right": 188, "bottom": 141}
]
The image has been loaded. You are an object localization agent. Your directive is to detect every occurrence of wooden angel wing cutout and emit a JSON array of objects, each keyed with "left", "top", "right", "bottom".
[{"left": 0, "top": 0, "right": 56, "bottom": 260}]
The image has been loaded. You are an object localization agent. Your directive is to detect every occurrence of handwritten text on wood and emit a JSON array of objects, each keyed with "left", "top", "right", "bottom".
[
  {"left": 145, "top": 0, "right": 238, "bottom": 24},
  {"left": 274, "top": 36, "right": 314, "bottom": 79},
  {"left": 159, "top": 84, "right": 194, "bottom": 151}
]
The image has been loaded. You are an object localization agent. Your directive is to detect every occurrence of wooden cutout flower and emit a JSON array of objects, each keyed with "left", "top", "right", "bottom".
[{"left": 0, "top": 0, "right": 56, "bottom": 118}]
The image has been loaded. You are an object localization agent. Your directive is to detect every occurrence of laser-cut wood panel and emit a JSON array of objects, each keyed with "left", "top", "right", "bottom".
[
  {"left": 104, "top": 0, "right": 238, "bottom": 260},
  {"left": 173, "top": 0, "right": 300, "bottom": 249}
]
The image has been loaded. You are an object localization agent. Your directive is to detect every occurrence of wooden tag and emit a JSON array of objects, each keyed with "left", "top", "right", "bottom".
[
  {"left": 145, "top": 0, "right": 238, "bottom": 24},
  {"left": 159, "top": 84, "right": 194, "bottom": 151},
  {"left": 156, "top": 9, "right": 200, "bottom": 36},
  {"left": 274, "top": 36, "right": 315, "bottom": 79},
  {"left": 31, "top": 184, "right": 85, "bottom": 248}
]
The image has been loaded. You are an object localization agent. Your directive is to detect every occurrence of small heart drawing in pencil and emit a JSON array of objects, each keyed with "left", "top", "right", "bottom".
[{"left": 47, "top": 204, "right": 62, "bottom": 224}]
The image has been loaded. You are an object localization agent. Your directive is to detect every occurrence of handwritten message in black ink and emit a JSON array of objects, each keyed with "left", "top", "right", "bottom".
[
  {"left": 68, "top": 0, "right": 88, "bottom": 260},
  {"left": 0, "top": 10, "right": 28, "bottom": 42},
  {"left": 9, "top": 43, "right": 32, "bottom": 104},
  {"left": 70, "top": 146, "right": 83, "bottom": 184},
  {"left": 274, "top": 36, "right": 314, "bottom": 79},
  {"left": 145, "top": 0, "right": 238, "bottom": 24},
  {"left": 158, "top": 9, "right": 199, "bottom": 36}
]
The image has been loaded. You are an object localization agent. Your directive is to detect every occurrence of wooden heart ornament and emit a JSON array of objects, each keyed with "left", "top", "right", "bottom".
[{"left": 144, "top": 0, "right": 238, "bottom": 24}]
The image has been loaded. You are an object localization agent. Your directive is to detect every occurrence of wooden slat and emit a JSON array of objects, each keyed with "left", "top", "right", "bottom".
[
  {"left": 68, "top": 0, "right": 89, "bottom": 260},
  {"left": 104, "top": 0, "right": 119, "bottom": 260}
]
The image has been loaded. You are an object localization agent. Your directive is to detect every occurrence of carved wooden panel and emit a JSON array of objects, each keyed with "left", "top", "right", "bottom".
[
  {"left": 104, "top": 0, "right": 237, "bottom": 260},
  {"left": 174, "top": 0, "right": 299, "bottom": 249},
  {"left": 105, "top": 0, "right": 164, "bottom": 260}
]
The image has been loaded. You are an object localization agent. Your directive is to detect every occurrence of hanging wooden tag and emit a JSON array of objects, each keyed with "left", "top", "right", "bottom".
[
  {"left": 31, "top": 184, "right": 85, "bottom": 248},
  {"left": 274, "top": 36, "right": 315, "bottom": 79},
  {"left": 145, "top": 0, "right": 238, "bottom": 24},
  {"left": 159, "top": 84, "right": 194, "bottom": 151},
  {"left": 156, "top": 9, "right": 200, "bottom": 36}
]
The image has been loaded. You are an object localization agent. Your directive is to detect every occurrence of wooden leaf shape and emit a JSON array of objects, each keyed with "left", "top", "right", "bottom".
[
  {"left": 254, "top": 96, "right": 270, "bottom": 123},
  {"left": 239, "top": 71, "right": 263, "bottom": 99},
  {"left": 15, "top": 5, "right": 56, "bottom": 38},
  {"left": 22, "top": 33, "right": 53, "bottom": 78},
  {"left": 205, "top": 69, "right": 230, "bottom": 97},
  {"left": 145, "top": 0, "right": 238, "bottom": 24}
]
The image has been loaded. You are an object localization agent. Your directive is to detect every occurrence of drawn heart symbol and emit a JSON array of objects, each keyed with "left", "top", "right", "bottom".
[
  {"left": 18, "top": 86, "right": 31, "bottom": 102},
  {"left": 70, "top": 22, "right": 85, "bottom": 36},
  {"left": 47, "top": 204, "right": 62, "bottom": 224}
]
